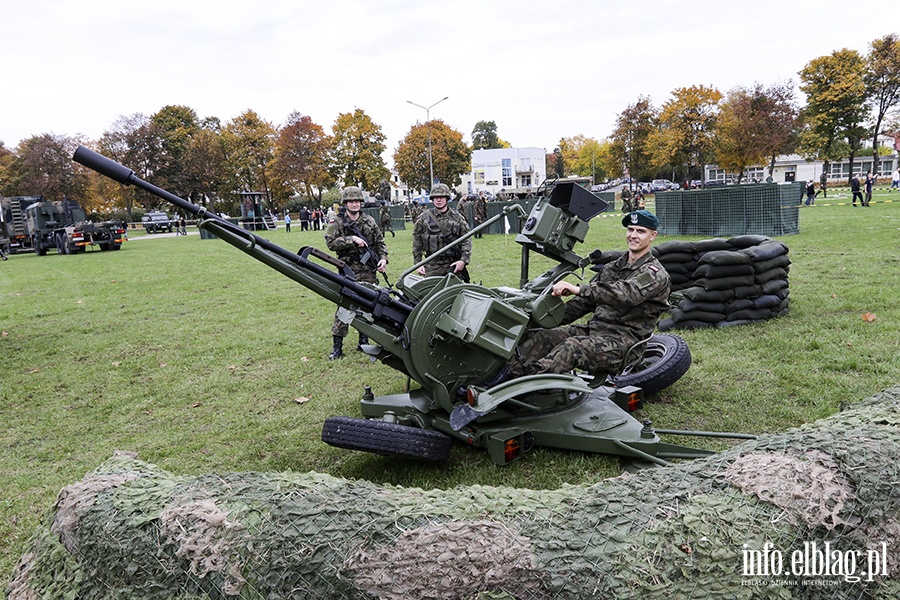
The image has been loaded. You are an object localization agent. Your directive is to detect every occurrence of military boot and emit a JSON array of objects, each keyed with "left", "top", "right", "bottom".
[
  {"left": 357, "top": 334, "right": 369, "bottom": 351},
  {"left": 328, "top": 335, "right": 344, "bottom": 360}
]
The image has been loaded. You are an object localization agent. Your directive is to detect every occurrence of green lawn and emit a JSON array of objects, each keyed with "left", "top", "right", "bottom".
[{"left": 2, "top": 188, "right": 899, "bottom": 580}]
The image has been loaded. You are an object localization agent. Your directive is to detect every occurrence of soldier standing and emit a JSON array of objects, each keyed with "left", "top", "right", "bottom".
[
  {"left": 324, "top": 186, "right": 388, "bottom": 360},
  {"left": 379, "top": 201, "right": 394, "bottom": 237},
  {"left": 412, "top": 183, "right": 471, "bottom": 279},
  {"left": 456, "top": 194, "right": 470, "bottom": 228},
  {"left": 620, "top": 186, "right": 633, "bottom": 213},
  {"left": 472, "top": 193, "right": 487, "bottom": 239},
  {"left": 816, "top": 171, "right": 827, "bottom": 198}
]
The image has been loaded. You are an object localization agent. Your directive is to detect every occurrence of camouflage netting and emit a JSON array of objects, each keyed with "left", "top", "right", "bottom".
[{"left": 8, "top": 387, "right": 900, "bottom": 600}]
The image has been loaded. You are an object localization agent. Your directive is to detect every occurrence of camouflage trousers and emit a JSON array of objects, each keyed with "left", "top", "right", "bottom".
[
  {"left": 421, "top": 259, "right": 458, "bottom": 278},
  {"left": 508, "top": 325, "right": 627, "bottom": 376},
  {"left": 332, "top": 265, "right": 377, "bottom": 337}
]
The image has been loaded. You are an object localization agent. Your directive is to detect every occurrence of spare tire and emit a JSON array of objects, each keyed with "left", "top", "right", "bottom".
[{"left": 613, "top": 334, "right": 691, "bottom": 394}]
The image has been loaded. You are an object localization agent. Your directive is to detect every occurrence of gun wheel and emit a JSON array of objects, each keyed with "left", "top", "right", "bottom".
[
  {"left": 322, "top": 416, "right": 451, "bottom": 462},
  {"left": 613, "top": 334, "right": 691, "bottom": 394}
]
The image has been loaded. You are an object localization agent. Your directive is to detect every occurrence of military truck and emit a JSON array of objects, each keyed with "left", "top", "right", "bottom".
[
  {"left": 141, "top": 210, "right": 173, "bottom": 233},
  {"left": 1, "top": 196, "right": 43, "bottom": 254},
  {"left": 24, "top": 199, "right": 126, "bottom": 255}
]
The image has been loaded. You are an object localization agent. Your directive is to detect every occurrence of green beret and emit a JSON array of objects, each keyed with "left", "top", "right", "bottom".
[{"left": 622, "top": 209, "right": 659, "bottom": 230}]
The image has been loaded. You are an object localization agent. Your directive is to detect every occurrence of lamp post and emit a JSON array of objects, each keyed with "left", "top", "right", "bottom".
[{"left": 407, "top": 96, "right": 449, "bottom": 189}]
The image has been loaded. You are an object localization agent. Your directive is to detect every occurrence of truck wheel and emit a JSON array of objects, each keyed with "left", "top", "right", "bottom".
[
  {"left": 613, "top": 334, "right": 691, "bottom": 395},
  {"left": 33, "top": 236, "right": 46, "bottom": 256},
  {"left": 54, "top": 233, "right": 66, "bottom": 254},
  {"left": 322, "top": 416, "right": 451, "bottom": 462}
]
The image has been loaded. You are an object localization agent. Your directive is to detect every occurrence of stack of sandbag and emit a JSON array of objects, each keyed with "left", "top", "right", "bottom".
[{"left": 654, "top": 235, "right": 790, "bottom": 330}]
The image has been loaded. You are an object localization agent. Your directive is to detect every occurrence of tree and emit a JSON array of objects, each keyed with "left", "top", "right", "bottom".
[
  {"left": 558, "top": 135, "right": 606, "bottom": 183},
  {"left": 181, "top": 124, "right": 226, "bottom": 208},
  {"left": 150, "top": 105, "right": 201, "bottom": 199},
  {"left": 798, "top": 49, "right": 869, "bottom": 182},
  {"left": 865, "top": 34, "right": 900, "bottom": 175},
  {"left": 271, "top": 111, "right": 334, "bottom": 205},
  {"left": 3, "top": 134, "right": 90, "bottom": 205},
  {"left": 220, "top": 110, "right": 277, "bottom": 211},
  {"left": 0, "top": 141, "right": 15, "bottom": 195},
  {"left": 647, "top": 85, "right": 722, "bottom": 179},
  {"left": 330, "top": 109, "right": 389, "bottom": 191},
  {"left": 715, "top": 82, "right": 799, "bottom": 181},
  {"left": 471, "top": 120, "right": 501, "bottom": 149},
  {"left": 97, "top": 113, "right": 164, "bottom": 218},
  {"left": 394, "top": 120, "right": 470, "bottom": 194},
  {"left": 550, "top": 146, "right": 566, "bottom": 179},
  {"left": 610, "top": 97, "right": 657, "bottom": 184}
]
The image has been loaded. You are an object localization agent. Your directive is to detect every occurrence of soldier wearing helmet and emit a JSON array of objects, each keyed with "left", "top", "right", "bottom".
[
  {"left": 412, "top": 183, "right": 471, "bottom": 279},
  {"left": 324, "top": 186, "right": 388, "bottom": 360}
]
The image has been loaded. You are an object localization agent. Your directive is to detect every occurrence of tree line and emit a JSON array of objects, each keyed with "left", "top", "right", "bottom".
[
  {"left": 0, "top": 34, "right": 897, "bottom": 219},
  {"left": 555, "top": 34, "right": 899, "bottom": 186}
]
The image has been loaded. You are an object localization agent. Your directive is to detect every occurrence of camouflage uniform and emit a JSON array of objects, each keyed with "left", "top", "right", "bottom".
[
  {"left": 620, "top": 187, "right": 633, "bottom": 213},
  {"left": 456, "top": 196, "right": 470, "bottom": 227},
  {"left": 325, "top": 209, "right": 388, "bottom": 338},
  {"left": 379, "top": 204, "right": 394, "bottom": 237},
  {"left": 509, "top": 251, "right": 670, "bottom": 376},
  {"left": 412, "top": 206, "right": 471, "bottom": 277},
  {"left": 472, "top": 198, "right": 487, "bottom": 238}
]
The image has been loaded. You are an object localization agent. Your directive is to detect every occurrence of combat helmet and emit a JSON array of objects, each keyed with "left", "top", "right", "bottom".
[
  {"left": 429, "top": 183, "right": 452, "bottom": 199},
  {"left": 341, "top": 186, "right": 365, "bottom": 203}
]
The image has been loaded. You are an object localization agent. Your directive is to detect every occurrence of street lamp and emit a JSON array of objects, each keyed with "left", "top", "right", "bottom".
[{"left": 407, "top": 96, "right": 449, "bottom": 190}]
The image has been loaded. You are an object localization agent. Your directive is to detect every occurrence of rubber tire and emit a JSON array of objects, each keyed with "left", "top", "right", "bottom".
[
  {"left": 322, "top": 416, "right": 452, "bottom": 462},
  {"left": 613, "top": 334, "right": 691, "bottom": 395}
]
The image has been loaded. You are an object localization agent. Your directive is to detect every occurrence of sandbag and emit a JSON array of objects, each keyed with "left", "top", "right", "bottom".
[
  {"left": 741, "top": 241, "right": 789, "bottom": 261},
  {"left": 726, "top": 235, "right": 772, "bottom": 249},
  {"left": 697, "top": 250, "right": 753, "bottom": 266},
  {"left": 692, "top": 263, "right": 755, "bottom": 279}
]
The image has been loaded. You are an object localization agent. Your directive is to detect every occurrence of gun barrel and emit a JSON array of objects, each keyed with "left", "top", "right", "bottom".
[{"left": 72, "top": 146, "right": 413, "bottom": 329}]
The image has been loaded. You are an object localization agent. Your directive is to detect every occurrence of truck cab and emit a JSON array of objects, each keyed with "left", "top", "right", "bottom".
[{"left": 142, "top": 210, "right": 173, "bottom": 233}]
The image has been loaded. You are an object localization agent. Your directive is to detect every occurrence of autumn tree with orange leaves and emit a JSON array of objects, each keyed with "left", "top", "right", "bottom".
[
  {"left": 714, "top": 82, "right": 799, "bottom": 181},
  {"left": 271, "top": 111, "right": 334, "bottom": 204},
  {"left": 648, "top": 85, "right": 722, "bottom": 179},
  {"left": 393, "top": 120, "right": 470, "bottom": 194}
]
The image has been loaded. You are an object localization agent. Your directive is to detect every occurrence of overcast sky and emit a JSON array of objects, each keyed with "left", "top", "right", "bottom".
[{"left": 3, "top": 0, "right": 897, "bottom": 160}]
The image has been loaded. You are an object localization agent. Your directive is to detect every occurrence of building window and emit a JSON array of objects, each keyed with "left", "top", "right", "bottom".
[
  {"left": 708, "top": 168, "right": 726, "bottom": 181},
  {"left": 744, "top": 167, "right": 765, "bottom": 182},
  {"left": 502, "top": 159, "right": 512, "bottom": 187},
  {"left": 521, "top": 175, "right": 532, "bottom": 187}
]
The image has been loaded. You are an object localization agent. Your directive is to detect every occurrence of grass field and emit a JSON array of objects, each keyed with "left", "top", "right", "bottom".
[{"left": 1, "top": 187, "right": 899, "bottom": 580}]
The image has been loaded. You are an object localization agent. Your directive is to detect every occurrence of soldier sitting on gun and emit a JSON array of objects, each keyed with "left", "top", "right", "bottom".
[
  {"left": 412, "top": 183, "right": 471, "bottom": 280},
  {"left": 486, "top": 210, "right": 670, "bottom": 385},
  {"left": 324, "top": 186, "right": 388, "bottom": 360}
]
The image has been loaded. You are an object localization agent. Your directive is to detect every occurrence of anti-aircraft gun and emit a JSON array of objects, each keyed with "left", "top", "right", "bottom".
[{"left": 73, "top": 146, "right": 753, "bottom": 467}]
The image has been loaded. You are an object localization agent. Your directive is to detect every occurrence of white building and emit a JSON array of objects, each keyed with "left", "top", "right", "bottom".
[
  {"left": 705, "top": 134, "right": 899, "bottom": 184},
  {"left": 458, "top": 147, "right": 547, "bottom": 197}
]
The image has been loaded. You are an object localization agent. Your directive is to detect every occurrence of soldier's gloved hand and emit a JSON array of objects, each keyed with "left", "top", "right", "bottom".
[
  {"left": 376, "top": 259, "right": 387, "bottom": 273},
  {"left": 450, "top": 260, "right": 466, "bottom": 274},
  {"left": 351, "top": 236, "right": 367, "bottom": 247},
  {"left": 416, "top": 266, "right": 427, "bottom": 276}
]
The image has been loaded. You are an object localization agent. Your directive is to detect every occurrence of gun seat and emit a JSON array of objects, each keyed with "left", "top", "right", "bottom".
[{"left": 582, "top": 334, "right": 653, "bottom": 388}]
